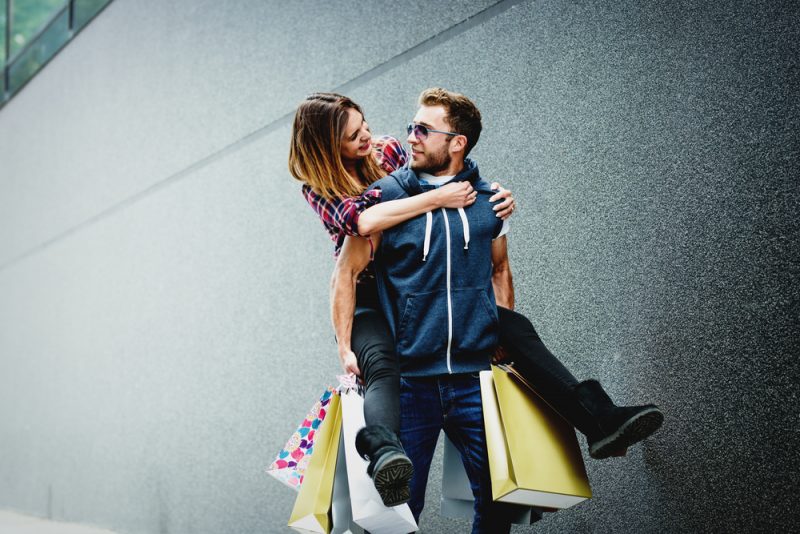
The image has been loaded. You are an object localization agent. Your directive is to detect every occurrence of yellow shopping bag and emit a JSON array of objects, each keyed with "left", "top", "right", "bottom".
[
  {"left": 480, "top": 366, "right": 592, "bottom": 509},
  {"left": 288, "top": 391, "right": 343, "bottom": 533}
]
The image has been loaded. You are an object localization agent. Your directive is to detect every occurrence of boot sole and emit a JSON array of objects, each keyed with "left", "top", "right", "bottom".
[
  {"left": 373, "top": 453, "right": 414, "bottom": 507},
  {"left": 589, "top": 407, "right": 664, "bottom": 459}
]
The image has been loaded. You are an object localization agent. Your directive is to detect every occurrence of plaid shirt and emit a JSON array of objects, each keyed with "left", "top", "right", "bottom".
[{"left": 301, "top": 136, "right": 408, "bottom": 269}]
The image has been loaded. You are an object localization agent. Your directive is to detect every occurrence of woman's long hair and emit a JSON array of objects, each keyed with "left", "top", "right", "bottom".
[{"left": 288, "top": 93, "right": 385, "bottom": 201}]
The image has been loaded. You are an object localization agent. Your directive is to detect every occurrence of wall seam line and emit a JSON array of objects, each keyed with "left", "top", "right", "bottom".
[{"left": 0, "top": 0, "right": 527, "bottom": 273}]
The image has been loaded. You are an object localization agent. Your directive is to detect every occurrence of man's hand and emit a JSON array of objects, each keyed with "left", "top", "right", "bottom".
[
  {"left": 338, "top": 346, "right": 361, "bottom": 376},
  {"left": 489, "top": 182, "right": 516, "bottom": 220}
]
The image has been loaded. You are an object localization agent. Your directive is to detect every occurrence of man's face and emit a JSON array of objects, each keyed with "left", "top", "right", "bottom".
[{"left": 407, "top": 105, "right": 454, "bottom": 175}]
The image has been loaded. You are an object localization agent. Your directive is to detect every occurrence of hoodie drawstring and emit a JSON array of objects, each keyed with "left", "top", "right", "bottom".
[
  {"left": 422, "top": 211, "right": 433, "bottom": 261},
  {"left": 457, "top": 208, "right": 470, "bottom": 250},
  {"left": 423, "top": 208, "right": 471, "bottom": 261}
]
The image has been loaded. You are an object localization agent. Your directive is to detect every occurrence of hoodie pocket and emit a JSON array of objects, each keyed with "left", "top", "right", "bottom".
[
  {"left": 450, "top": 287, "right": 498, "bottom": 354},
  {"left": 396, "top": 290, "right": 448, "bottom": 359}
]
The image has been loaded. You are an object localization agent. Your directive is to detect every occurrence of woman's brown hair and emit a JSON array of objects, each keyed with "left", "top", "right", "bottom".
[{"left": 288, "top": 93, "right": 385, "bottom": 201}]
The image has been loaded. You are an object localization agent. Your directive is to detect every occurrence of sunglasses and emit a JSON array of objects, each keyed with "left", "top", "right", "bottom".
[{"left": 407, "top": 123, "right": 459, "bottom": 140}]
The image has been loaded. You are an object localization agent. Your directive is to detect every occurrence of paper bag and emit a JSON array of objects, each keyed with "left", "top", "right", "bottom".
[
  {"left": 331, "top": 431, "right": 365, "bottom": 534},
  {"left": 340, "top": 389, "right": 418, "bottom": 534},
  {"left": 288, "top": 391, "right": 343, "bottom": 533},
  {"left": 440, "top": 436, "right": 543, "bottom": 524},
  {"left": 268, "top": 388, "right": 337, "bottom": 491},
  {"left": 480, "top": 366, "right": 592, "bottom": 509}
]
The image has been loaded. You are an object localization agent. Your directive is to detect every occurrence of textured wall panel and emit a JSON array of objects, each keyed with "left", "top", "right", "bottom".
[{"left": 0, "top": 0, "right": 496, "bottom": 267}]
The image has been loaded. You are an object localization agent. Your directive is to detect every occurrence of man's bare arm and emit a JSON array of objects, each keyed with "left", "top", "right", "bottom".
[
  {"left": 330, "top": 235, "right": 381, "bottom": 375},
  {"left": 491, "top": 235, "right": 514, "bottom": 310}
]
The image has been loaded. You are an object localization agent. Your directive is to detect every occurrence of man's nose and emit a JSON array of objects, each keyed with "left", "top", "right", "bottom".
[{"left": 407, "top": 131, "right": 418, "bottom": 144}]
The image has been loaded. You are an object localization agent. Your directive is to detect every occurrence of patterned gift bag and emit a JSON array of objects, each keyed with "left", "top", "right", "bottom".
[{"left": 267, "top": 387, "right": 338, "bottom": 491}]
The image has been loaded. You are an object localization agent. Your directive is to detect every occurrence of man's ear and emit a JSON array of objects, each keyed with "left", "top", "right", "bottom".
[{"left": 450, "top": 134, "right": 468, "bottom": 156}]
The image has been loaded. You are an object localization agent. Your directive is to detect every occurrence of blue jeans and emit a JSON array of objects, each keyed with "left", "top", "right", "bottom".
[{"left": 399, "top": 373, "right": 513, "bottom": 534}]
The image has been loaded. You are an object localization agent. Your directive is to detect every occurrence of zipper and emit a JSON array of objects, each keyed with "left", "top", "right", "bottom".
[{"left": 442, "top": 208, "right": 453, "bottom": 374}]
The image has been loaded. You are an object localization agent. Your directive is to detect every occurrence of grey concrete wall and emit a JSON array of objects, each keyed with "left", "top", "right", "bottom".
[{"left": 0, "top": 0, "right": 796, "bottom": 533}]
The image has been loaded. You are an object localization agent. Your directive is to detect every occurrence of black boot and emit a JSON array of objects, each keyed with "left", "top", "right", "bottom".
[
  {"left": 569, "top": 380, "right": 664, "bottom": 460},
  {"left": 355, "top": 424, "right": 414, "bottom": 507}
]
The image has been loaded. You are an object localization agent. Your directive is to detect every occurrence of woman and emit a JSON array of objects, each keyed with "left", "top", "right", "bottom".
[{"left": 288, "top": 92, "right": 663, "bottom": 508}]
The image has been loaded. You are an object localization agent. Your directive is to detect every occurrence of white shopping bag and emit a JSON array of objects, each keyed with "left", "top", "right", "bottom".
[
  {"left": 331, "top": 431, "right": 365, "bottom": 534},
  {"left": 340, "top": 389, "right": 418, "bottom": 534},
  {"left": 440, "top": 436, "right": 544, "bottom": 525}
]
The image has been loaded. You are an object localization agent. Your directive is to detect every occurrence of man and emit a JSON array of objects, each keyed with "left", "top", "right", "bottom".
[
  {"left": 333, "top": 88, "right": 663, "bottom": 532},
  {"left": 335, "top": 88, "right": 517, "bottom": 532}
]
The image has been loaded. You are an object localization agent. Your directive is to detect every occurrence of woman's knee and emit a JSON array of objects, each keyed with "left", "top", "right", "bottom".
[
  {"left": 360, "top": 349, "right": 400, "bottom": 387},
  {"left": 497, "top": 306, "right": 540, "bottom": 341}
]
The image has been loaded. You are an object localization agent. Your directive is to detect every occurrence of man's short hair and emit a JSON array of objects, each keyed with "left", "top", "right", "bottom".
[{"left": 418, "top": 87, "right": 482, "bottom": 156}]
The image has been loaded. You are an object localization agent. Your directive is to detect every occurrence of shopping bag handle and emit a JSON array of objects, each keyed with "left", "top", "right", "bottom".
[{"left": 337, "top": 373, "right": 364, "bottom": 394}]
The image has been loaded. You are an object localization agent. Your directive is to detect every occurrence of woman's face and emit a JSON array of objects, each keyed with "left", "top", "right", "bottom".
[{"left": 340, "top": 107, "right": 373, "bottom": 163}]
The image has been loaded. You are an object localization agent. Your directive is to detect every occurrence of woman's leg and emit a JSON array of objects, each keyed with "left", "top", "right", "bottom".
[
  {"left": 351, "top": 306, "right": 401, "bottom": 433},
  {"left": 497, "top": 306, "right": 664, "bottom": 459},
  {"left": 350, "top": 306, "right": 412, "bottom": 505},
  {"left": 496, "top": 306, "right": 578, "bottom": 406}
]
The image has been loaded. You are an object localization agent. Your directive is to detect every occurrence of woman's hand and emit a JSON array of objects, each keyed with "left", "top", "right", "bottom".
[
  {"left": 489, "top": 182, "right": 516, "bottom": 220},
  {"left": 338, "top": 346, "right": 361, "bottom": 376},
  {"left": 436, "top": 181, "right": 477, "bottom": 209}
]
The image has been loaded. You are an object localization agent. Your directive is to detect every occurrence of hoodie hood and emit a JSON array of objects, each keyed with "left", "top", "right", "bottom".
[
  {"left": 388, "top": 159, "right": 492, "bottom": 260},
  {"left": 390, "top": 158, "right": 491, "bottom": 195}
]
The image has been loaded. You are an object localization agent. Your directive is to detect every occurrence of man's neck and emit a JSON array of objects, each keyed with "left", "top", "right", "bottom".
[
  {"left": 418, "top": 172, "right": 454, "bottom": 186},
  {"left": 421, "top": 161, "right": 464, "bottom": 178}
]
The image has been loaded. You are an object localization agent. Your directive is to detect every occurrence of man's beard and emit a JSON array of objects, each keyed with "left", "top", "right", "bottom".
[{"left": 412, "top": 148, "right": 451, "bottom": 175}]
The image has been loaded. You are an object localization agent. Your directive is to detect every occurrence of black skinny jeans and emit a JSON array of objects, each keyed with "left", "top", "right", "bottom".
[
  {"left": 351, "top": 282, "right": 579, "bottom": 436},
  {"left": 495, "top": 305, "right": 579, "bottom": 409},
  {"left": 351, "top": 283, "right": 402, "bottom": 434}
]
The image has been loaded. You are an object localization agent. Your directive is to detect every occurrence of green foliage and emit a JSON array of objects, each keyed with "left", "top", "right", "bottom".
[
  {"left": 1, "top": 0, "right": 7, "bottom": 63},
  {"left": 11, "top": 0, "right": 68, "bottom": 55},
  {"left": 74, "top": 0, "right": 111, "bottom": 30},
  {"left": 2, "top": 0, "right": 111, "bottom": 101}
]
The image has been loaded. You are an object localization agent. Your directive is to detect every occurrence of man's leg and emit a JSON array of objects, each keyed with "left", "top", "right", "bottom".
[
  {"left": 497, "top": 306, "right": 664, "bottom": 459},
  {"left": 351, "top": 307, "right": 412, "bottom": 506},
  {"left": 398, "top": 376, "right": 444, "bottom": 523},
  {"left": 441, "top": 374, "right": 513, "bottom": 534}
]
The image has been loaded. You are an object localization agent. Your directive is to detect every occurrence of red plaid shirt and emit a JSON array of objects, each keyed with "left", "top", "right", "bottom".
[{"left": 301, "top": 136, "right": 408, "bottom": 264}]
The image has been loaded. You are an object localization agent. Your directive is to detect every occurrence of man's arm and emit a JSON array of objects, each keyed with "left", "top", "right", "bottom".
[
  {"left": 491, "top": 235, "right": 514, "bottom": 310},
  {"left": 330, "top": 234, "right": 381, "bottom": 375}
]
